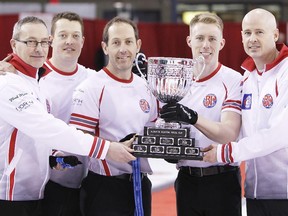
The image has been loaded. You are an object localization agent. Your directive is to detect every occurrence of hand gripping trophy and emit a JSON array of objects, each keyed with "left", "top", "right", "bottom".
[{"left": 134, "top": 53, "right": 205, "bottom": 160}]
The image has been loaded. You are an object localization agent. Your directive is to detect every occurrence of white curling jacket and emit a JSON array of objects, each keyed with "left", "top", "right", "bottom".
[
  {"left": 40, "top": 61, "right": 95, "bottom": 189},
  {"left": 0, "top": 54, "right": 109, "bottom": 201},
  {"left": 217, "top": 44, "right": 288, "bottom": 199},
  {"left": 70, "top": 68, "right": 158, "bottom": 176}
]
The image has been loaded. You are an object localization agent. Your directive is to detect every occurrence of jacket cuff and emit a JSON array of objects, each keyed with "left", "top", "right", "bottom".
[
  {"left": 218, "top": 142, "right": 234, "bottom": 163},
  {"left": 88, "top": 137, "right": 110, "bottom": 160}
]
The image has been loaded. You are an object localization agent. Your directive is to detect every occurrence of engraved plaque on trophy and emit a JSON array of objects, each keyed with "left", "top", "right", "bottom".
[
  {"left": 132, "top": 54, "right": 205, "bottom": 160},
  {"left": 133, "top": 145, "right": 148, "bottom": 153},
  {"left": 159, "top": 137, "right": 174, "bottom": 145}
]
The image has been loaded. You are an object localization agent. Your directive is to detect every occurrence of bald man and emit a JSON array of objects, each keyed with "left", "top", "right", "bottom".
[{"left": 203, "top": 8, "right": 288, "bottom": 216}]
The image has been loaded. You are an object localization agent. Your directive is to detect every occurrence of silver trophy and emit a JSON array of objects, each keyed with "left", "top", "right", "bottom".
[
  {"left": 136, "top": 53, "right": 205, "bottom": 128},
  {"left": 134, "top": 54, "right": 205, "bottom": 160}
]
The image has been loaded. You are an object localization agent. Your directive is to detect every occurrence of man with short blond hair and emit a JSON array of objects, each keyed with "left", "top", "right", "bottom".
[{"left": 160, "top": 12, "right": 242, "bottom": 216}]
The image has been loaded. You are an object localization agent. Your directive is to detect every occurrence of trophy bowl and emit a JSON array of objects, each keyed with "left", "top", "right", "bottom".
[{"left": 147, "top": 57, "right": 194, "bottom": 104}]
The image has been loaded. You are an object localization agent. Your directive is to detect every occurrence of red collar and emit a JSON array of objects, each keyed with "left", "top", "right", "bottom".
[
  {"left": 45, "top": 59, "right": 78, "bottom": 76},
  {"left": 196, "top": 63, "right": 222, "bottom": 82},
  {"left": 9, "top": 53, "right": 38, "bottom": 78},
  {"left": 8, "top": 53, "right": 51, "bottom": 79},
  {"left": 241, "top": 44, "right": 288, "bottom": 72},
  {"left": 103, "top": 67, "right": 133, "bottom": 83}
]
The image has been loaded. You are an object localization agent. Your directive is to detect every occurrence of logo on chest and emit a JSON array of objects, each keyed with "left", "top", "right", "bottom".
[
  {"left": 241, "top": 93, "right": 274, "bottom": 109},
  {"left": 262, "top": 94, "right": 273, "bottom": 109},
  {"left": 203, "top": 94, "right": 217, "bottom": 108},
  {"left": 139, "top": 99, "right": 150, "bottom": 113}
]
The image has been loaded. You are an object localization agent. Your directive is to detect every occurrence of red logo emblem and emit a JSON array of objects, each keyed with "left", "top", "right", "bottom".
[
  {"left": 203, "top": 94, "right": 217, "bottom": 108},
  {"left": 139, "top": 99, "right": 150, "bottom": 113},
  {"left": 262, "top": 94, "right": 273, "bottom": 108}
]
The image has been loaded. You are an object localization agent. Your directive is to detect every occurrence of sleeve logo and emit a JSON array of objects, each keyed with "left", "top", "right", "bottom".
[{"left": 241, "top": 93, "right": 252, "bottom": 110}]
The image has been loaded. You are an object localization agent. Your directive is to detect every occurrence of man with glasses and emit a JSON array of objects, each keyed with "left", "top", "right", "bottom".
[
  {"left": 14, "top": 39, "right": 51, "bottom": 47},
  {"left": 0, "top": 16, "right": 135, "bottom": 216}
]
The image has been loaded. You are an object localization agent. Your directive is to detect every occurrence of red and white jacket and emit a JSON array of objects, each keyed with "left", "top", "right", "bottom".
[
  {"left": 218, "top": 44, "right": 288, "bottom": 199},
  {"left": 0, "top": 54, "right": 109, "bottom": 201},
  {"left": 177, "top": 63, "right": 242, "bottom": 168},
  {"left": 40, "top": 60, "right": 95, "bottom": 189},
  {"left": 70, "top": 68, "right": 158, "bottom": 176}
]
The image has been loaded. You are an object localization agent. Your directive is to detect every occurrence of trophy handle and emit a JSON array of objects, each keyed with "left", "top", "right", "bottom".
[
  {"left": 193, "top": 55, "right": 205, "bottom": 81},
  {"left": 135, "top": 52, "right": 148, "bottom": 80}
]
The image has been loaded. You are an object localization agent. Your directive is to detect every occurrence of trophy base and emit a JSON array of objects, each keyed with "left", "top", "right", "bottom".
[
  {"left": 132, "top": 144, "right": 203, "bottom": 160},
  {"left": 133, "top": 126, "right": 203, "bottom": 161}
]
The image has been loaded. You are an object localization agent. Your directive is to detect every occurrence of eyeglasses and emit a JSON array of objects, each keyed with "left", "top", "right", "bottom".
[{"left": 15, "top": 39, "right": 51, "bottom": 48}]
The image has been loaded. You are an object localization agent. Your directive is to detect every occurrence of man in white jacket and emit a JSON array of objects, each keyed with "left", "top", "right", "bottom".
[
  {"left": 0, "top": 16, "right": 135, "bottom": 216},
  {"left": 39, "top": 12, "right": 96, "bottom": 216},
  {"left": 204, "top": 8, "right": 288, "bottom": 216},
  {"left": 69, "top": 16, "right": 158, "bottom": 216},
  {"left": 159, "top": 12, "right": 242, "bottom": 216}
]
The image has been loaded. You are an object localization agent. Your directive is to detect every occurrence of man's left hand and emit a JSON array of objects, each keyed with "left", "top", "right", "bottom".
[{"left": 119, "top": 133, "right": 137, "bottom": 148}]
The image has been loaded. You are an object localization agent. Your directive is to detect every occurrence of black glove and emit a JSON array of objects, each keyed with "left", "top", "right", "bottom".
[
  {"left": 49, "top": 156, "right": 82, "bottom": 169},
  {"left": 119, "top": 133, "right": 137, "bottom": 142},
  {"left": 160, "top": 103, "right": 198, "bottom": 125}
]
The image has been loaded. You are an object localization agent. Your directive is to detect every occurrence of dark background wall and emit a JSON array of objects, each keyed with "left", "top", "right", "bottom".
[{"left": 0, "top": 1, "right": 287, "bottom": 73}]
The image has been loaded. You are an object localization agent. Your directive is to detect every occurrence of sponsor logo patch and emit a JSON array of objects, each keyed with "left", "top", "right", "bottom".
[
  {"left": 72, "top": 98, "right": 83, "bottom": 106},
  {"left": 9, "top": 93, "right": 28, "bottom": 102},
  {"left": 15, "top": 100, "right": 34, "bottom": 112}
]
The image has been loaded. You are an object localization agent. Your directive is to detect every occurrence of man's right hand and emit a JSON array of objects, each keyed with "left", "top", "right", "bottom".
[
  {"left": 107, "top": 140, "right": 136, "bottom": 163},
  {"left": 160, "top": 102, "right": 198, "bottom": 125}
]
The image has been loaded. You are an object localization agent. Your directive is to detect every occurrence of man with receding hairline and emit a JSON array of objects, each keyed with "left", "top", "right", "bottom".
[
  {"left": 69, "top": 16, "right": 158, "bottom": 216},
  {"left": 204, "top": 8, "right": 288, "bottom": 216}
]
